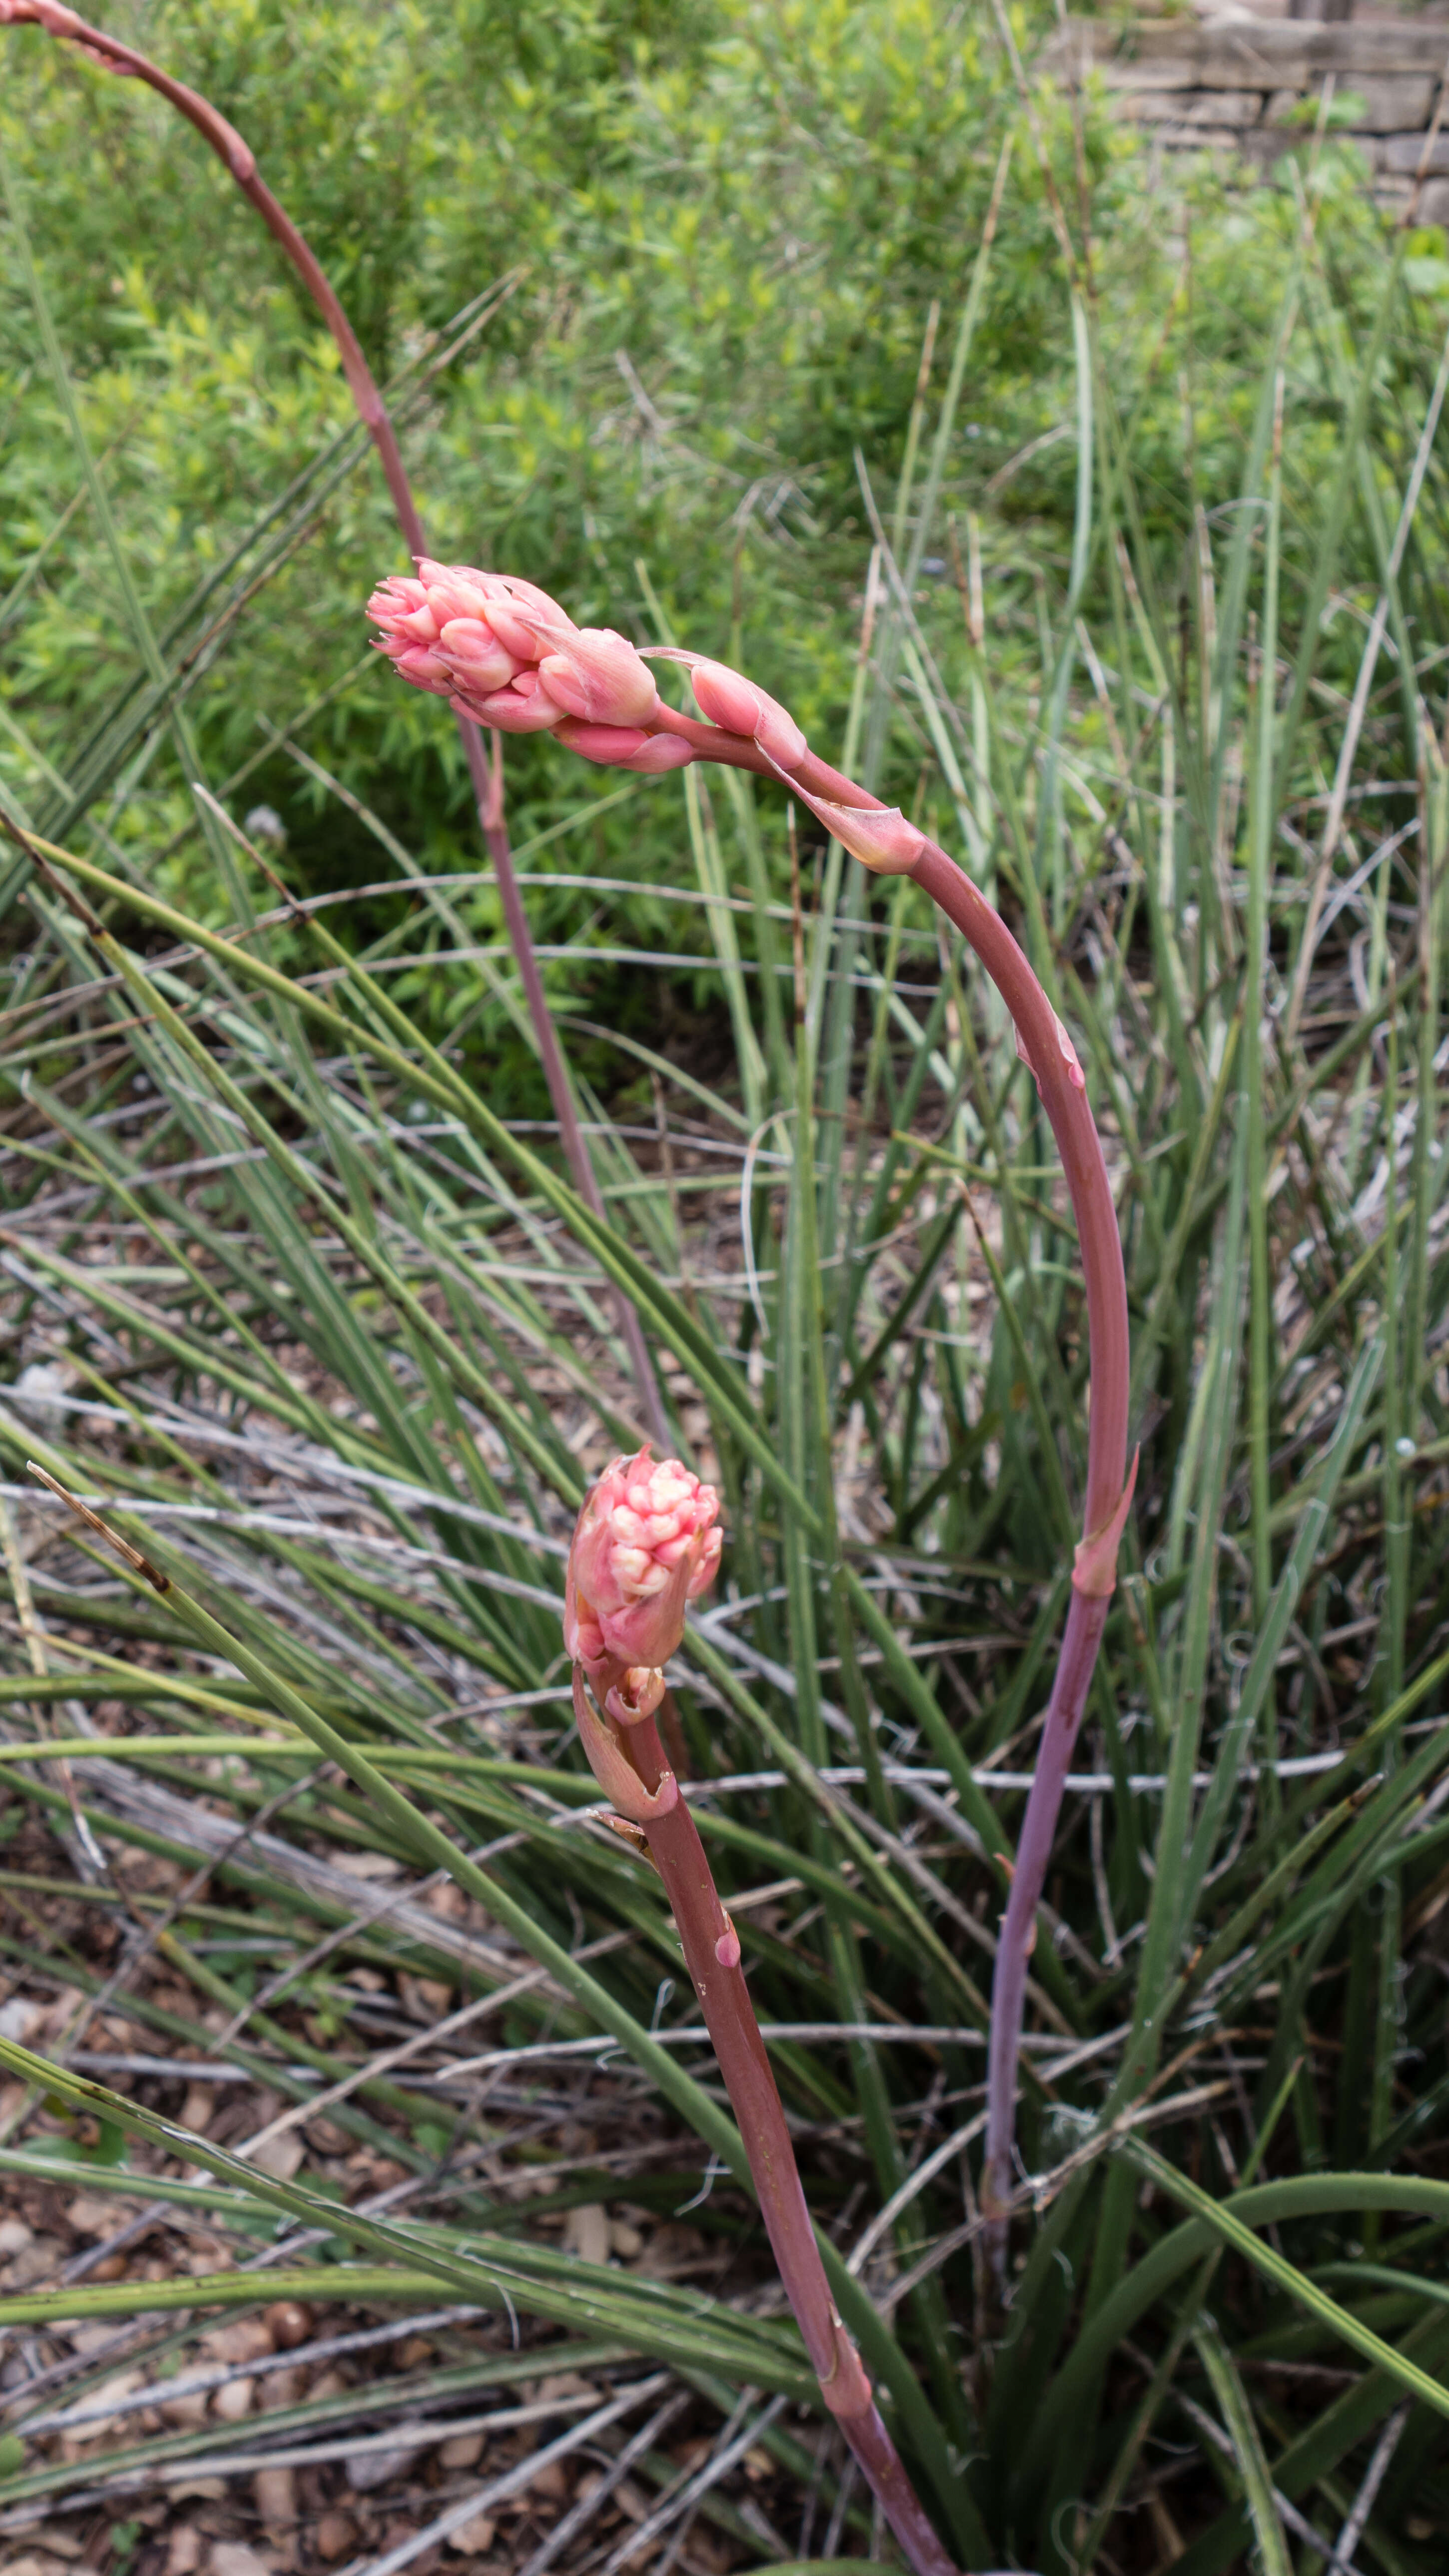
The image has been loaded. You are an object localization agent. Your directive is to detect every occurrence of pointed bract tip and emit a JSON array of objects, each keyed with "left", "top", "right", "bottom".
[
  {"left": 571, "top": 1666, "right": 679, "bottom": 1825},
  {"left": 1072, "top": 1449, "right": 1139, "bottom": 1600},
  {"left": 793, "top": 792, "right": 925, "bottom": 876}
]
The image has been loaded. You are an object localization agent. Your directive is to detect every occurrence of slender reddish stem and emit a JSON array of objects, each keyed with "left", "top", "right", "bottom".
[
  {"left": 651, "top": 701, "right": 895, "bottom": 809},
  {"left": 1, "top": 0, "right": 669, "bottom": 1446},
  {"left": 619, "top": 1703, "right": 962, "bottom": 2576},
  {"left": 907, "top": 843, "right": 1129, "bottom": 2261},
  {"left": 633, "top": 711, "right": 1136, "bottom": 2277},
  {"left": 909, "top": 844, "right": 1129, "bottom": 1544},
  {"left": 464, "top": 729, "right": 670, "bottom": 1442}
]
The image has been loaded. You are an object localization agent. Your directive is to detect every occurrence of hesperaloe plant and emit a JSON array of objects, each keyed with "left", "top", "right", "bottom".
[{"left": 371, "top": 562, "right": 1134, "bottom": 2357}]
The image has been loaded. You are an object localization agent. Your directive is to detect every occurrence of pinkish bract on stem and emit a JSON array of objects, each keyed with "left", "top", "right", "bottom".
[{"left": 564, "top": 1456, "right": 962, "bottom": 2576}]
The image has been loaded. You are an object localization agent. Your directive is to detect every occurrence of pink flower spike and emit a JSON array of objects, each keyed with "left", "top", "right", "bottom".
[
  {"left": 564, "top": 1445, "right": 722, "bottom": 1682},
  {"left": 537, "top": 629, "right": 659, "bottom": 728},
  {"left": 789, "top": 788, "right": 926, "bottom": 877},
  {"left": 690, "top": 657, "right": 807, "bottom": 771}
]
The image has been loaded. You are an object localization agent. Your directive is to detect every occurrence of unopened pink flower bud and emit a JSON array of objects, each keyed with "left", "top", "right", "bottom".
[
  {"left": 392, "top": 645, "right": 454, "bottom": 695},
  {"left": 420, "top": 569, "right": 495, "bottom": 624},
  {"left": 563, "top": 1445, "right": 722, "bottom": 1682},
  {"left": 461, "top": 670, "right": 567, "bottom": 734},
  {"left": 551, "top": 720, "right": 696, "bottom": 774},
  {"left": 392, "top": 602, "right": 440, "bottom": 644},
  {"left": 552, "top": 719, "right": 653, "bottom": 766},
  {"left": 689, "top": 658, "right": 807, "bottom": 771},
  {"left": 472, "top": 573, "right": 577, "bottom": 663},
  {"left": 366, "top": 574, "right": 426, "bottom": 625},
  {"left": 687, "top": 658, "right": 759, "bottom": 734},
  {"left": 618, "top": 734, "right": 695, "bottom": 774},
  {"left": 436, "top": 617, "right": 518, "bottom": 694},
  {"left": 536, "top": 629, "right": 658, "bottom": 728}
]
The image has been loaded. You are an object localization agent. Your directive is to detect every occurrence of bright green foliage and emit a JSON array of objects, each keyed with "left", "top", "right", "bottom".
[
  {"left": 7, "top": 0, "right": 1062, "bottom": 1088},
  {"left": 5, "top": 3, "right": 1443, "bottom": 1093}
]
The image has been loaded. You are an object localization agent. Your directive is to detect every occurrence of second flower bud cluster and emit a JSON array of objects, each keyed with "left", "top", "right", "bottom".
[
  {"left": 368, "top": 559, "right": 932, "bottom": 877},
  {"left": 366, "top": 559, "right": 693, "bottom": 773}
]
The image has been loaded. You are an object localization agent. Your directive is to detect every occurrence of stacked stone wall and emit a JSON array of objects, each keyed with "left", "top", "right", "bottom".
[{"left": 1048, "top": 18, "right": 1449, "bottom": 220}]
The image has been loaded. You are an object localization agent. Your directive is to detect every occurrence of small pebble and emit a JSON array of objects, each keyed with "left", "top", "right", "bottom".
[
  {"left": 264, "top": 2299, "right": 314, "bottom": 2349},
  {"left": 254, "top": 2462, "right": 296, "bottom": 2529},
  {"left": 314, "top": 2513, "right": 357, "bottom": 2564}
]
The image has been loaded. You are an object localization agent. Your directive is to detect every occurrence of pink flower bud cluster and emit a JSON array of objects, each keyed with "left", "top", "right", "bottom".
[
  {"left": 366, "top": 560, "right": 693, "bottom": 773},
  {"left": 564, "top": 1446, "right": 722, "bottom": 1686}
]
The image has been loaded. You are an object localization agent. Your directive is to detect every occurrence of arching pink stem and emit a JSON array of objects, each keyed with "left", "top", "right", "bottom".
[
  {"left": 907, "top": 842, "right": 1130, "bottom": 2269},
  {"left": 601, "top": 1691, "right": 962, "bottom": 2576}
]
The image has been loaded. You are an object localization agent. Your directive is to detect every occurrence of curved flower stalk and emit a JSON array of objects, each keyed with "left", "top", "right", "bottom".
[
  {"left": 565, "top": 1450, "right": 961, "bottom": 2576},
  {"left": 0, "top": 0, "right": 668, "bottom": 1446},
  {"left": 368, "top": 567, "right": 1135, "bottom": 2280}
]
